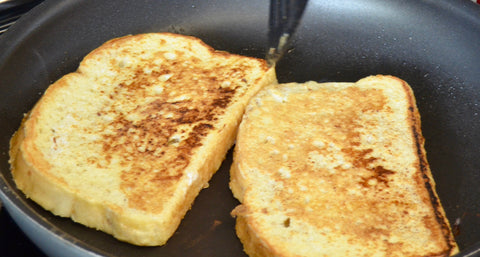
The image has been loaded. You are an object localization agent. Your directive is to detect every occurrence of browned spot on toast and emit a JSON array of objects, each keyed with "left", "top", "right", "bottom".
[
  {"left": 360, "top": 166, "right": 396, "bottom": 188},
  {"left": 96, "top": 48, "right": 255, "bottom": 213},
  {"left": 273, "top": 86, "right": 419, "bottom": 246}
]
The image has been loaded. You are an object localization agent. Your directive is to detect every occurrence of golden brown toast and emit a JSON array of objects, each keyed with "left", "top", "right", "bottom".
[
  {"left": 230, "top": 75, "right": 458, "bottom": 256},
  {"left": 9, "top": 32, "right": 276, "bottom": 246}
]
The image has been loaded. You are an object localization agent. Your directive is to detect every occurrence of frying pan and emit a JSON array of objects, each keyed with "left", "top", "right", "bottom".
[{"left": 1, "top": 0, "right": 480, "bottom": 256}]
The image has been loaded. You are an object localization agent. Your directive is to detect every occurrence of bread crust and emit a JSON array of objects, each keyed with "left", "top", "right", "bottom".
[
  {"left": 9, "top": 32, "right": 276, "bottom": 246},
  {"left": 230, "top": 75, "right": 458, "bottom": 256}
]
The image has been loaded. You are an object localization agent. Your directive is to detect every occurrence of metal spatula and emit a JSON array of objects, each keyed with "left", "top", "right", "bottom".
[{"left": 266, "top": 0, "right": 308, "bottom": 67}]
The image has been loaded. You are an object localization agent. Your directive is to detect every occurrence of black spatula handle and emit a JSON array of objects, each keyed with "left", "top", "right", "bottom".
[{"left": 266, "top": 0, "right": 308, "bottom": 66}]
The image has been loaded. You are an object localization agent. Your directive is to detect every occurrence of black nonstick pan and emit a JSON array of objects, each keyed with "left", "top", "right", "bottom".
[{"left": 1, "top": 0, "right": 480, "bottom": 256}]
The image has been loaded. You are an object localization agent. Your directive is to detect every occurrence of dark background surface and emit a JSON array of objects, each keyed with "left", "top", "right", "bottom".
[{"left": 0, "top": 207, "right": 47, "bottom": 257}]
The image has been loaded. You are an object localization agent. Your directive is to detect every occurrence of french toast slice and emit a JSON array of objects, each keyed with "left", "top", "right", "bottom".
[
  {"left": 9, "top": 33, "right": 276, "bottom": 246},
  {"left": 230, "top": 75, "right": 458, "bottom": 256}
]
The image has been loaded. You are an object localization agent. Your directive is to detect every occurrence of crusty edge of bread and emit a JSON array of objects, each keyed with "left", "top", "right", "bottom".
[
  {"left": 230, "top": 75, "right": 459, "bottom": 256},
  {"left": 391, "top": 75, "right": 459, "bottom": 256},
  {"left": 231, "top": 205, "right": 286, "bottom": 257},
  {"left": 8, "top": 32, "right": 277, "bottom": 246},
  {"left": 10, "top": 115, "right": 176, "bottom": 245}
]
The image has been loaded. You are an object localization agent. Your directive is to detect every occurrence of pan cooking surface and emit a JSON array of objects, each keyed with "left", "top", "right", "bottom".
[{"left": 0, "top": 0, "right": 479, "bottom": 256}]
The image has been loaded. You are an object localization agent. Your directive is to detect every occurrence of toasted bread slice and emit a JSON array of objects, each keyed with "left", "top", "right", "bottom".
[
  {"left": 9, "top": 33, "right": 276, "bottom": 246},
  {"left": 230, "top": 75, "right": 458, "bottom": 256}
]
